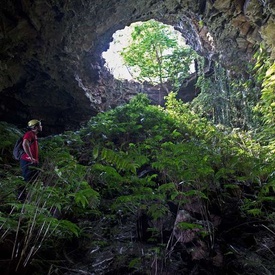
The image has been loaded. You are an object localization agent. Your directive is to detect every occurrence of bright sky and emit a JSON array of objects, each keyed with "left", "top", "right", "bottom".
[
  {"left": 102, "top": 21, "right": 191, "bottom": 81},
  {"left": 102, "top": 25, "right": 134, "bottom": 80}
]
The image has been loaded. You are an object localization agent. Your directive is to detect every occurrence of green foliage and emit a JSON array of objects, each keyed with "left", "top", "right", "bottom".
[
  {"left": 0, "top": 175, "right": 84, "bottom": 273},
  {"left": 0, "top": 121, "right": 23, "bottom": 163},
  {"left": 82, "top": 94, "right": 178, "bottom": 151},
  {"left": 255, "top": 62, "right": 275, "bottom": 141},
  {"left": 2, "top": 86, "right": 275, "bottom": 273},
  {"left": 120, "top": 19, "right": 197, "bottom": 93},
  {"left": 152, "top": 141, "right": 214, "bottom": 182},
  {"left": 177, "top": 221, "right": 204, "bottom": 230},
  {"left": 0, "top": 129, "right": 102, "bottom": 273},
  {"left": 191, "top": 60, "right": 261, "bottom": 129}
]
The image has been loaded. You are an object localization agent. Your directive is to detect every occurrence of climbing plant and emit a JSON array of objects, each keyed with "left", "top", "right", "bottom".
[
  {"left": 191, "top": 59, "right": 261, "bottom": 130},
  {"left": 254, "top": 46, "right": 275, "bottom": 142}
]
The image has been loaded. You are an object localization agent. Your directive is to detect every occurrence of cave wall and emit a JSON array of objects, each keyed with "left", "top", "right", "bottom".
[{"left": 0, "top": 0, "right": 275, "bottom": 134}]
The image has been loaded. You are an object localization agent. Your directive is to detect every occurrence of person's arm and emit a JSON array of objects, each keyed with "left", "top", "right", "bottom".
[{"left": 22, "top": 139, "right": 37, "bottom": 163}]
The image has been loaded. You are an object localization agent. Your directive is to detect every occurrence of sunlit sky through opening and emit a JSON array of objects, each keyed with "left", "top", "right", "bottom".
[
  {"left": 102, "top": 25, "right": 134, "bottom": 81},
  {"left": 102, "top": 21, "right": 194, "bottom": 81}
]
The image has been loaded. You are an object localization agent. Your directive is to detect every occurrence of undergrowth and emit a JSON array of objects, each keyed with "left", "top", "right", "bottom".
[{"left": 0, "top": 90, "right": 275, "bottom": 274}]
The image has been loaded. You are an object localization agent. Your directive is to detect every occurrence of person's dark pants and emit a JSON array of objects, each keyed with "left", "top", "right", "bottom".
[
  {"left": 18, "top": 159, "right": 38, "bottom": 201},
  {"left": 20, "top": 159, "right": 38, "bottom": 182}
]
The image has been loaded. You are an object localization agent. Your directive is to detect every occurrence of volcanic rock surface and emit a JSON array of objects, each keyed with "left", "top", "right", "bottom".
[{"left": 1, "top": 0, "right": 275, "bottom": 134}]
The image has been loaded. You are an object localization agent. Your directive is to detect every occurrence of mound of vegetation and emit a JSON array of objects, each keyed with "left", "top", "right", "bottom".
[{"left": 1, "top": 92, "right": 275, "bottom": 275}]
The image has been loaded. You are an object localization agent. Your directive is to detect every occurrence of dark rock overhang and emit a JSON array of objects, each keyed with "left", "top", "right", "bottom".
[{"left": 0, "top": 0, "right": 274, "bottom": 135}]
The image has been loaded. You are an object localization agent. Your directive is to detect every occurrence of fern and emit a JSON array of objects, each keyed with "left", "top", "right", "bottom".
[
  {"left": 177, "top": 221, "right": 204, "bottom": 230},
  {"left": 72, "top": 185, "right": 100, "bottom": 209},
  {"left": 95, "top": 146, "right": 147, "bottom": 174}
]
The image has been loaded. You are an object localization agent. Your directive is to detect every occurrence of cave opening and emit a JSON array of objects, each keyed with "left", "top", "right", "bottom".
[{"left": 102, "top": 19, "right": 196, "bottom": 84}]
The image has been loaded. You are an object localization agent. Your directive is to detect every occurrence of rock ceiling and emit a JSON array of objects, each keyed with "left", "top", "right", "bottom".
[{"left": 1, "top": 0, "right": 275, "bottom": 135}]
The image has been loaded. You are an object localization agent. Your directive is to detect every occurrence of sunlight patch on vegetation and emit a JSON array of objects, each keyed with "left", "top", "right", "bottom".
[{"left": 1, "top": 45, "right": 275, "bottom": 274}]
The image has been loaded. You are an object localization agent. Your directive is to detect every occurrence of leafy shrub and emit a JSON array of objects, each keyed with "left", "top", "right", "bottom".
[{"left": 1, "top": 92, "right": 275, "bottom": 274}]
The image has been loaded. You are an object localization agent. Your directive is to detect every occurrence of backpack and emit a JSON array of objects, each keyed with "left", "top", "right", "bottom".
[{"left": 13, "top": 136, "right": 25, "bottom": 160}]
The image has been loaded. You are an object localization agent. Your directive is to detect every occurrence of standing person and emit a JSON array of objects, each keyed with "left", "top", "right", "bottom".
[{"left": 20, "top": 119, "right": 42, "bottom": 182}]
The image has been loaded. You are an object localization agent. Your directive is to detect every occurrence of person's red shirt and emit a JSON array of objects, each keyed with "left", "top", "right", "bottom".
[{"left": 21, "top": 131, "right": 39, "bottom": 162}]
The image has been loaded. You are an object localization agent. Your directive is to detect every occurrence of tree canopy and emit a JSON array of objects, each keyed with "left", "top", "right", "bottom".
[{"left": 120, "top": 20, "right": 197, "bottom": 93}]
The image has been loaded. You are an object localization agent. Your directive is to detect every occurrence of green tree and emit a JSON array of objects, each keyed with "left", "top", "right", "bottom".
[{"left": 120, "top": 20, "right": 196, "bottom": 103}]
